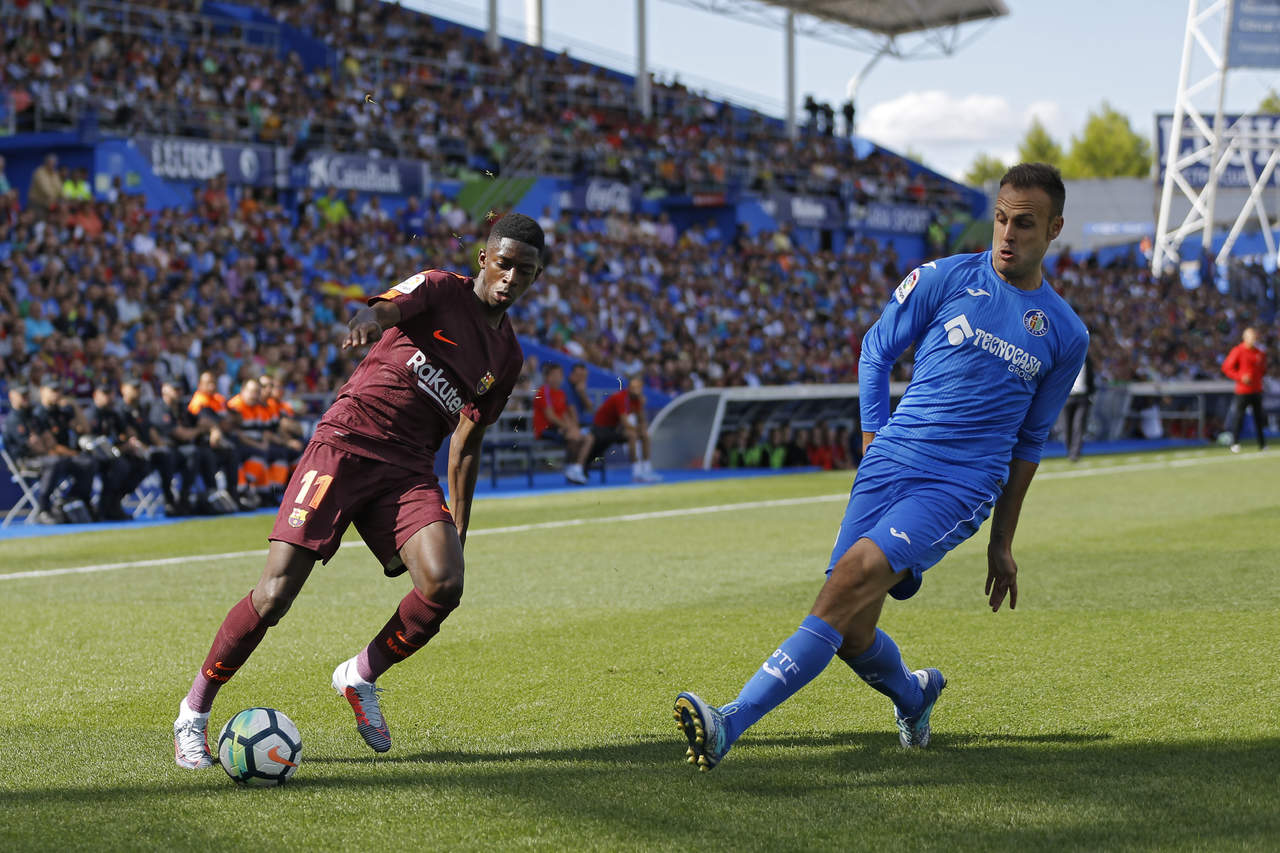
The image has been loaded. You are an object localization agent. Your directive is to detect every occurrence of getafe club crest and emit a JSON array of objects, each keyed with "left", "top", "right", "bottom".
[
  {"left": 1022, "top": 309, "right": 1049, "bottom": 337},
  {"left": 476, "top": 371, "right": 495, "bottom": 395},
  {"left": 287, "top": 507, "right": 308, "bottom": 528}
]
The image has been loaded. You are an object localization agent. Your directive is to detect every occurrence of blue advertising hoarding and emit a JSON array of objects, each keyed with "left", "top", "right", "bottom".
[
  {"left": 141, "top": 136, "right": 277, "bottom": 186},
  {"left": 557, "top": 178, "right": 640, "bottom": 213},
  {"left": 1155, "top": 113, "right": 1280, "bottom": 188},
  {"left": 759, "top": 193, "right": 844, "bottom": 228},
  {"left": 847, "top": 201, "right": 935, "bottom": 235},
  {"left": 1228, "top": 0, "right": 1280, "bottom": 68},
  {"left": 297, "top": 151, "right": 431, "bottom": 196}
]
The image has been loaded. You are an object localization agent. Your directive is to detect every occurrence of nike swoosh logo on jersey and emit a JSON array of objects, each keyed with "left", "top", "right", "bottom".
[
  {"left": 966, "top": 288, "right": 991, "bottom": 297},
  {"left": 433, "top": 329, "right": 459, "bottom": 346},
  {"left": 890, "top": 527, "right": 911, "bottom": 544}
]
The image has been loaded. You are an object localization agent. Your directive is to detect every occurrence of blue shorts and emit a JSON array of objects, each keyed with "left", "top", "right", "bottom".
[{"left": 825, "top": 448, "right": 1001, "bottom": 600}]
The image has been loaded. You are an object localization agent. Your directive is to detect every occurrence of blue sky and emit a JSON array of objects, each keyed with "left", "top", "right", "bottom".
[{"left": 407, "top": 0, "right": 1280, "bottom": 181}]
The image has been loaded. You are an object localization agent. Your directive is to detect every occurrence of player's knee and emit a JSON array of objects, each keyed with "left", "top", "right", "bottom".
[
  {"left": 418, "top": 569, "right": 463, "bottom": 607},
  {"left": 829, "top": 544, "right": 889, "bottom": 598},
  {"left": 252, "top": 582, "right": 295, "bottom": 625}
]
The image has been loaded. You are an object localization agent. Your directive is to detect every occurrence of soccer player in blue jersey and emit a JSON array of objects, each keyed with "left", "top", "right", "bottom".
[{"left": 673, "top": 163, "right": 1089, "bottom": 770}]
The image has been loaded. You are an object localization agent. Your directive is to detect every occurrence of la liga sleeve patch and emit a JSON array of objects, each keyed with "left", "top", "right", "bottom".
[
  {"left": 392, "top": 273, "right": 426, "bottom": 294},
  {"left": 894, "top": 268, "right": 920, "bottom": 304}
]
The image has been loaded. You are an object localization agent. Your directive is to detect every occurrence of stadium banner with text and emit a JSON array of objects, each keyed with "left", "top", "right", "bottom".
[
  {"left": 759, "top": 193, "right": 844, "bottom": 228},
  {"left": 847, "top": 201, "right": 935, "bottom": 235},
  {"left": 1155, "top": 113, "right": 1280, "bottom": 187},
  {"left": 755, "top": 194, "right": 934, "bottom": 234},
  {"left": 296, "top": 151, "right": 431, "bottom": 196},
  {"left": 140, "top": 136, "right": 277, "bottom": 186},
  {"left": 557, "top": 178, "right": 640, "bottom": 213},
  {"left": 1228, "top": 0, "right": 1280, "bottom": 68}
]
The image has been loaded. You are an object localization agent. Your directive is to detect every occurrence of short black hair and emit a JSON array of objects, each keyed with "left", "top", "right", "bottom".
[
  {"left": 486, "top": 212, "right": 545, "bottom": 254},
  {"left": 999, "top": 162, "right": 1066, "bottom": 220},
  {"left": 542, "top": 361, "right": 563, "bottom": 375}
]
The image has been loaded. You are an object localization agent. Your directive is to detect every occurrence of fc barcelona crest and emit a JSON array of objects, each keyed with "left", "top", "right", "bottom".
[
  {"left": 287, "top": 507, "right": 308, "bottom": 528},
  {"left": 476, "top": 371, "right": 495, "bottom": 395}
]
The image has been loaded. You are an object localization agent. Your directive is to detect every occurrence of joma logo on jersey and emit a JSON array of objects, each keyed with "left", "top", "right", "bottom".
[
  {"left": 944, "top": 314, "right": 975, "bottom": 345},
  {"left": 943, "top": 313, "right": 1043, "bottom": 381},
  {"left": 405, "top": 351, "right": 464, "bottom": 415}
]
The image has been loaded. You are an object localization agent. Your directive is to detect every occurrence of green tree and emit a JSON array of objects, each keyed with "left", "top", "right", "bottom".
[
  {"left": 1261, "top": 89, "right": 1280, "bottom": 113},
  {"left": 1017, "top": 117, "right": 1064, "bottom": 166},
  {"left": 964, "top": 152, "right": 1007, "bottom": 186},
  {"left": 1061, "top": 102, "right": 1152, "bottom": 178}
]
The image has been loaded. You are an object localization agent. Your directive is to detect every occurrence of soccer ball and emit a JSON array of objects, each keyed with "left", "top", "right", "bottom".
[{"left": 218, "top": 707, "right": 302, "bottom": 786}]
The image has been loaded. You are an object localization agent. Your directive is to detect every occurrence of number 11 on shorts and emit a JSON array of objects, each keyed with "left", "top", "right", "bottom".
[{"left": 295, "top": 469, "right": 334, "bottom": 509}]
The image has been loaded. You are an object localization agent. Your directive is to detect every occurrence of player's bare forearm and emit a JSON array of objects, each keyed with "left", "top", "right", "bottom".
[
  {"left": 343, "top": 300, "right": 401, "bottom": 350},
  {"left": 448, "top": 417, "right": 486, "bottom": 546},
  {"left": 985, "top": 457, "right": 1038, "bottom": 612},
  {"left": 989, "top": 457, "right": 1037, "bottom": 549},
  {"left": 861, "top": 431, "right": 875, "bottom": 455}
]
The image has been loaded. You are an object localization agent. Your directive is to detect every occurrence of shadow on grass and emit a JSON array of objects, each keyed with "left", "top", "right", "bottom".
[
  {"left": 301, "top": 729, "right": 1110, "bottom": 766},
  {"left": 5, "top": 732, "right": 1278, "bottom": 850}
]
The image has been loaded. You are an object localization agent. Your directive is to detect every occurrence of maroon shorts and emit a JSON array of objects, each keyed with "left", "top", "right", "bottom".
[{"left": 268, "top": 439, "right": 454, "bottom": 568}]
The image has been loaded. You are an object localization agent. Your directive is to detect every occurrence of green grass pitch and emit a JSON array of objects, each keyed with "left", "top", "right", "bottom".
[{"left": 1, "top": 447, "right": 1277, "bottom": 851}]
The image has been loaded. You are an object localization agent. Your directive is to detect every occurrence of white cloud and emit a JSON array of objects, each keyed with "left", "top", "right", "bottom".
[{"left": 858, "top": 90, "right": 1070, "bottom": 181}]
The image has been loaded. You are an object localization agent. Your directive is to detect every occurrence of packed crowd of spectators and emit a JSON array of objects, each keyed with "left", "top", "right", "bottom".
[
  {"left": 1, "top": 0, "right": 970, "bottom": 207},
  {"left": 1050, "top": 249, "right": 1277, "bottom": 385},
  {"left": 1, "top": 161, "right": 1276, "bottom": 520},
  {"left": 2, "top": 162, "right": 1275, "bottom": 409},
  {"left": 529, "top": 209, "right": 1278, "bottom": 394}
]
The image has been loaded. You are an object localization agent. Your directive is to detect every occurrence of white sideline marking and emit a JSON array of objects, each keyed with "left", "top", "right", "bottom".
[{"left": 0, "top": 451, "right": 1265, "bottom": 582}]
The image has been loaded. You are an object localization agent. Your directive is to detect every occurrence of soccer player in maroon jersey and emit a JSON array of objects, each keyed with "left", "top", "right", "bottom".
[{"left": 174, "top": 213, "right": 545, "bottom": 767}]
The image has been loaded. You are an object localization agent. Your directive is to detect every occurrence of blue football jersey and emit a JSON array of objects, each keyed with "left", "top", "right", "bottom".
[{"left": 859, "top": 251, "right": 1090, "bottom": 489}]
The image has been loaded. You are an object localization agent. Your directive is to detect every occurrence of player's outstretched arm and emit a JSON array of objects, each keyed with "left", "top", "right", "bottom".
[
  {"left": 448, "top": 415, "right": 486, "bottom": 547},
  {"left": 985, "top": 457, "right": 1038, "bottom": 612},
  {"left": 343, "top": 301, "right": 401, "bottom": 350}
]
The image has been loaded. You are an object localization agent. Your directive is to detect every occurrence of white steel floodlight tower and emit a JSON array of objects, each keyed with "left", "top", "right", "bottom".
[{"left": 1153, "top": 0, "right": 1280, "bottom": 276}]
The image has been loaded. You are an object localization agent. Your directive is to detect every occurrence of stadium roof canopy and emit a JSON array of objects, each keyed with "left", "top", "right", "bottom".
[
  {"left": 492, "top": 0, "right": 1006, "bottom": 132},
  {"left": 700, "top": 0, "right": 1008, "bottom": 39},
  {"left": 660, "top": 0, "right": 1007, "bottom": 134}
]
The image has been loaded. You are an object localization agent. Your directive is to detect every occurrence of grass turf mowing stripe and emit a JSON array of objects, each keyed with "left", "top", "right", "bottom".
[{"left": 0, "top": 448, "right": 1267, "bottom": 583}]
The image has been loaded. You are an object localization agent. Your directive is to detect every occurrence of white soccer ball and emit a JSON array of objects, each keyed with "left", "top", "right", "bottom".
[{"left": 218, "top": 707, "right": 302, "bottom": 786}]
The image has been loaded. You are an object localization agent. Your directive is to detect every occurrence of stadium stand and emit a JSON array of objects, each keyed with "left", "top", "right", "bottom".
[
  {"left": 1, "top": 0, "right": 1276, "bottom": 522},
  {"left": 1, "top": 0, "right": 972, "bottom": 207}
]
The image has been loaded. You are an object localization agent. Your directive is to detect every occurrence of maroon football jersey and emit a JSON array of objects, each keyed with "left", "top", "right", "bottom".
[{"left": 311, "top": 269, "right": 524, "bottom": 473}]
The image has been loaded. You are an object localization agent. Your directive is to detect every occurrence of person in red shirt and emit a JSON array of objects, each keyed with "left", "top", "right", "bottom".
[
  {"left": 172, "top": 213, "right": 545, "bottom": 769},
  {"left": 532, "top": 362, "right": 590, "bottom": 484},
  {"left": 1222, "top": 326, "right": 1268, "bottom": 452},
  {"left": 591, "top": 375, "right": 660, "bottom": 482},
  {"left": 807, "top": 422, "right": 835, "bottom": 470}
]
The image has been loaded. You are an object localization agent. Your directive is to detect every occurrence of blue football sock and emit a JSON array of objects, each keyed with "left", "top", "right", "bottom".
[
  {"left": 720, "top": 614, "right": 843, "bottom": 745},
  {"left": 843, "top": 628, "right": 923, "bottom": 715}
]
